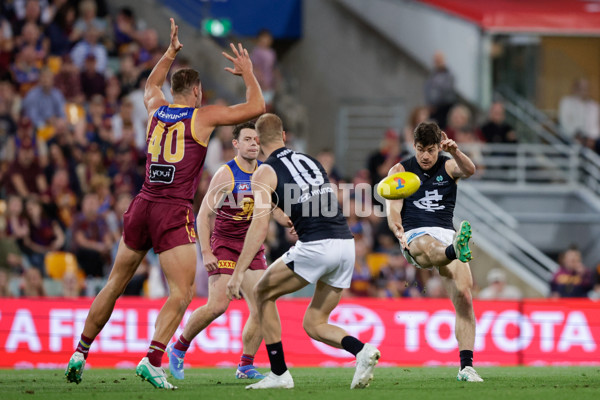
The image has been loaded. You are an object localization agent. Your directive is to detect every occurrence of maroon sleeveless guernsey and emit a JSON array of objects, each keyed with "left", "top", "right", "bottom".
[
  {"left": 139, "top": 104, "right": 207, "bottom": 205},
  {"left": 212, "top": 157, "right": 262, "bottom": 241}
]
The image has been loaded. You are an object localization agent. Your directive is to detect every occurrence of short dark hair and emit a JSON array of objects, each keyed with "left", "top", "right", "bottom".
[
  {"left": 256, "top": 113, "right": 283, "bottom": 145},
  {"left": 414, "top": 121, "right": 442, "bottom": 147},
  {"left": 232, "top": 121, "right": 256, "bottom": 140},
  {"left": 171, "top": 68, "right": 200, "bottom": 95}
]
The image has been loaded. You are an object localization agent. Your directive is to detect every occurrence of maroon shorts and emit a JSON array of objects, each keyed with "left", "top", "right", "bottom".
[
  {"left": 123, "top": 196, "right": 196, "bottom": 253},
  {"left": 208, "top": 235, "right": 267, "bottom": 276}
]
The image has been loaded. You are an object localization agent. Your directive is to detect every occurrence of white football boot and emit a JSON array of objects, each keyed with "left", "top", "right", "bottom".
[
  {"left": 245, "top": 370, "right": 294, "bottom": 389},
  {"left": 351, "top": 343, "right": 381, "bottom": 389}
]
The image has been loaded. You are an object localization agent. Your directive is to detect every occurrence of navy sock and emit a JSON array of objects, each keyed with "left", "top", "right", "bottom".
[
  {"left": 266, "top": 341, "right": 287, "bottom": 376},
  {"left": 460, "top": 350, "right": 473, "bottom": 370},
  {"left": 445, "top": 244, "right": 457, "bottom": 260},
  {"left": 341, "top": 336, "right": 365, "bottom": 356}
]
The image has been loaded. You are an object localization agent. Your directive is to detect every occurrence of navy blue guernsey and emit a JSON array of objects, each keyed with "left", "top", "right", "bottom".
[
  {"left": 400, "top": 155, "right": 457, "bottom": 231},
  {"left": 264, "top": 147, "right": 353, "bottom": 242}
]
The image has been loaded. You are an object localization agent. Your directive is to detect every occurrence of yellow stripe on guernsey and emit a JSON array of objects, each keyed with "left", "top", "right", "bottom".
[
  {"left": 224, "top": 164, "right": 235, "bottom": 192},
  {"left": 185, "top": 209, "right": 193, "bottom": 243},
  {"left": 234, "top": 156, "right": 258, "bottom": 174},
  {"left": 145, "top": 109, "right": 158, "bottom": 141},
  {"left": 190, "top": 108, "right": 207, "bottom": 146}
]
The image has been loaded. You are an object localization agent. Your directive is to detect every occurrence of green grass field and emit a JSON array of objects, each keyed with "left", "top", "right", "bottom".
[{"left": 1, "top": 367, "right": 599, "bottom": 400}]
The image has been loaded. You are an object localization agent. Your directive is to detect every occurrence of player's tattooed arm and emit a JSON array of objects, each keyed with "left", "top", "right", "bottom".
[
  {"left": 198, "top": 166, "right": 232, "bottom": 272},
  {"left": 386, "top": 163, "right": 408, "bottom": 249},
  {"left": 441, "top": 131, "right": 476, "bottom": 180}
]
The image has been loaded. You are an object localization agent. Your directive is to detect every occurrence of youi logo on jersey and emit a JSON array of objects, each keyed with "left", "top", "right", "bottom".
[{"left": 207, "top": 181, "right": 278, "bottom": 221}]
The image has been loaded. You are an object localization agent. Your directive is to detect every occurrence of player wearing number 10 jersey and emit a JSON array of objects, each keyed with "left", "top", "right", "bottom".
[
  {"left": 65, "top": 18, "right": 265, "bottom": 390},
  {"left": 226, "top": 114, "right": 381, "bottom": 390}
]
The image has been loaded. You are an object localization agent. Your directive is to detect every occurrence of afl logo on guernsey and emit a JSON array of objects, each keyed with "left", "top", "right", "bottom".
[{"left": 238, "top": 183, "right": 250, "bottom": 191}]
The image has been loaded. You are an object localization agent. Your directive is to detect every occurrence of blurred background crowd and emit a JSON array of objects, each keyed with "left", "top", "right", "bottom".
[{"left": 0, "top": 0, "right": 599, "bottom": 301}]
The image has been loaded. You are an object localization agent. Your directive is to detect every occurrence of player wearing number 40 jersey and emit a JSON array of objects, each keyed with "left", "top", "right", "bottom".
[
  {"left": 65, "top": 18, "right": 265, "bottom": 390},
  {"left": 226, "top": 113, "right": 381, "bottom": 390},
  {"left": 386, "top": 121, "right": 483, "bottom": 383}
]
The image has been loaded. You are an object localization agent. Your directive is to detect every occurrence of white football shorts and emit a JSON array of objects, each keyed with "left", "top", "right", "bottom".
[
  {"left": 282, "top": 238, "right": 355, "bottom": 289},
  {"left": 402, "top": 226, "right": 455, "bottom": 269}
]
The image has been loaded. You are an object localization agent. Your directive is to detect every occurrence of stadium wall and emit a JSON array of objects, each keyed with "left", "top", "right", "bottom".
[{"left": 0, "top": 298, "right": 598, "bottom": 369}]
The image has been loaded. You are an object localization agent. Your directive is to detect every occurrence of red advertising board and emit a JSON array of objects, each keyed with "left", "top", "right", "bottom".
[{"left": 0, "top": 298, "right": 598, "bottom": 369}]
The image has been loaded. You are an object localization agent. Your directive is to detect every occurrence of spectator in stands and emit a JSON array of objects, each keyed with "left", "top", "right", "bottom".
[
  {"left": 250, "top": 29, "right": 278, "bottom": 110},
  {"left": 62, "top": 270, "right": 83, "bottom": 298},
  {"left": 403, "top": 106, "right": 429, "bottom": 151},
  {"left": 559, "top": 78, "right": 600, "bottom": 149},
  {"left": 11, "top": 45, "right": 41, "bottom": 95},
  {"left": 72, "top": 0, "right": 107, "bottom": 41},
  {"left": 54, "top": 55, "right": 83, "bottom": 103},
  {"left": 0, "top": 268, "right": 11, "bottom": 296},
  {"left": 477, "top": 268, "right": 522, "bottom": 300},
  {"left": 22, "top": 67, "right": 66, "bottom": 130},
  {"left": 347, "top": 238, "right": 373, "bottom": 297},
  {"left": 70, "top": 27, "right": 107, "bottom": 74},
  {"left": 112, "top": 7, "right": 140, "bottom": 55},
  {"left": 550, "top": 247, "right": 594, "bottom": 298},
  {"left": 104, "top": 76, "right": 121, "bottom": 117},
  {"left": 20, "top": 267, "right": 46, "bottom": 296},
  {"left": 46, "top": 3, "right": 77, "bottom": 56},
  {"left": 0, "top": 16, "right": 14, "bottom": 75},
  {"left": 366, "top": 128, "right": 401, "bottom": 189},
  {"left": 0, "top": 197, "right": 25, "bottom": 278},
  {"left": 424, "top": 276, "right": 447, "bottom": 298},
  {"left": 111, "top": 95, "right": 145, "bottom": 150},
  {"left": 12, "top": 0, "right": 46, "bottom": 37},
  {"left": 480, "top": 101, "right": 517, "bottom": 144},
  {"left": 316, "top": 148, "right": 342, "bottom": 183},
  {"left": 80, "top": 54, "right": 105, "bottom": 99},
  {"left": 135, "top": 28, "right": 159, "bottom": 70},
  {"left": 0, "top": 79, "right": 22, "bottom": 122},
  {"left": 6, "top": 136, "right": 49, "bottom": 200},
  {"left": 75, "top": 142, "right": 106, "bottom": 194},
  {"left": 17, "top": 21, "right": 48, "bottom": 61},
  {"left": 22, "top": 195, "right": 65, "bottom": 273},
  {"left": 49, "top": 167, "right": 77, "bottom": 227},
  {"left": 71, "top": 192, "right": 112, "bottom": 277},
  {"left": 374, "top": 249, "right": 421, "bottom": 298},
  {"left": 116, "top": 53, "right": 139, "bottom": 96},
  {"left": 444, "top": 103, "right": 472, "bottom": 141},
  {"left": 5, "top": 195, "right": 28, "bottom": 246},
  {"left": 424, "top": 51, "right": 455, "bottom": 129},
  {"left": 0, "top": 96, "right": 16, "bottom": 163}
]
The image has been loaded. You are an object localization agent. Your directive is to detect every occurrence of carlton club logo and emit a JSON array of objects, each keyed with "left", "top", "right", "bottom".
[{"left": 311, "top": 304, "right": 384, "bottom": 358}]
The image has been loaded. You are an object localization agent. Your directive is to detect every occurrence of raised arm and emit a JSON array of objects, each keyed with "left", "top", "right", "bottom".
[
  {"left": 226, "top": 164, "right": 276, "bottom": 300},
  {"left": 386, "top": 163, "right": 408, "bottom": 249},
  {"left": 440, "top": 130, "right": 476, "bottom": 180},
  {"left": 194, "top": 43, "right": 266, "bottom": 144},
  {"left": 197, "top": 166, "right": 233, "bottom": 272},
  {"left": 144, "top": 18, "right": 183, "bottom": 116}
]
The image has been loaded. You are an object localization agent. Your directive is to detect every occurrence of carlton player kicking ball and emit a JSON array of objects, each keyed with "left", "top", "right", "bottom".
[{"left": 376, "top": 172, "right": 421, "bottom": 200}]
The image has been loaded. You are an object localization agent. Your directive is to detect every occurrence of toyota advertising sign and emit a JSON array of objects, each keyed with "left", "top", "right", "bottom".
[{"left": 0, "top": 298, "right": 598, "bottom": 369}]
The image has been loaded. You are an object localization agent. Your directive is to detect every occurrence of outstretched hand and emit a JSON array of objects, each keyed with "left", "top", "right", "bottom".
[
  {"left": 226, "top": 273, "right": 243, "bottom": 300},
  {"left": 169, "top": 18, "right": 183, "bottom": 53},
  {"left": 440, "top": 131, "right": 458, "bottom": 154},
  {"left": 222, "top": 43, "right": 253, "bottom": 76},
  {"left": 391, "top": 222, "right": 408, "bottom": 250}
]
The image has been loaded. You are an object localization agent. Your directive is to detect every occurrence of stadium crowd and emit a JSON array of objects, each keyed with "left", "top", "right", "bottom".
[{"left": 0, "top": 0, "right": 599, "bottom": 300}]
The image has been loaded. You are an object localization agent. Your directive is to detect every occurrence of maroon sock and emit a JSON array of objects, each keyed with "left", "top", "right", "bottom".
[
  {"left": 239, "top": 354, "right": 254, "bottom": 367},
  {"left": 146, "top": 341, "right": 166, "bottom": 367},
  {"left": 173, "top": 334, "right": 191, "bottom": 353},
  {"left": 76, "top": 334, "right": 94, "bottom": 360}
]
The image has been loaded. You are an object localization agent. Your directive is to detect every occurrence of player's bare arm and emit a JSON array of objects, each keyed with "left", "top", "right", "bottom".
[
  {"left": 386, "top": 163, "right": 408, "bottom": 249},
  {"left": 197, "top": 165, "right": 233, "bottom": 272},
  {"left": 272, "top": 206, "right": 293, "bottom": 228},
  {"left": 226, "top": 165, "right": 277, "bottom": 300},
  {"left": 144, "top": 18, "right": 182, "bottom": 115},
  {"left": 193, "top": 43, "right": 266, "bottom": 144},
  {"left": 441, "top": 130, "right": 476, "bottom": 180}
]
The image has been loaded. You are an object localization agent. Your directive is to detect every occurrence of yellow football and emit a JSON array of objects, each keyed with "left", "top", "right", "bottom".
[{"left": 377, "top": 172, "right": 421, "bottom": 200}]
